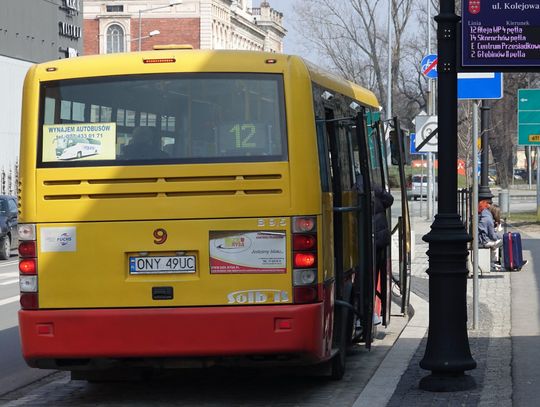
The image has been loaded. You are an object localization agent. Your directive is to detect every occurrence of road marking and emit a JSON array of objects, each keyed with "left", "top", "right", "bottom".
[
  {"left": 0, "top": 295, "right": 19, "bottom": 307},
  {"left": 0, "top": 260, "right": 18, "bottom": 268},
  {"left": 0, "top": 279, "right": 19, "bottom": 286}
]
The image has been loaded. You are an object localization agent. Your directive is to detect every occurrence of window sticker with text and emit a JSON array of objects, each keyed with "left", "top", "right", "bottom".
[{"left": 42, "top": 123, "right": 117, "bottom": 162}]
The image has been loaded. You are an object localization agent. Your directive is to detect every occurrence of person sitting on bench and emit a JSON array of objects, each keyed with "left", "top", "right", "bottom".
[{"left": 478, "top": 199, "right": 502, "bottom": 271}]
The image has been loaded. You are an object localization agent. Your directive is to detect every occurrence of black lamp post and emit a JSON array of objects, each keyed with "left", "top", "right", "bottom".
[{"left": 419, "top": 0, "right": 477, "bottom": 391}]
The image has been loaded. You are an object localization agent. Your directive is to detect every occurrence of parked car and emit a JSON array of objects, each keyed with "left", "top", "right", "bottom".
[
  {"left": 0, "top": 195, "right": 18, "bottom": 260},
  {"left": 514, "top": 169, "right": 527, "bottom": 181},
  {"left": 406, "top": 175, "right": 438, "bottom": 200}
]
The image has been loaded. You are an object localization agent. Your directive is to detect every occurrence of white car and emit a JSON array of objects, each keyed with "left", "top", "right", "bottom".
[{"left": 407, "top": 175, "right": 438, "bottom": 200}]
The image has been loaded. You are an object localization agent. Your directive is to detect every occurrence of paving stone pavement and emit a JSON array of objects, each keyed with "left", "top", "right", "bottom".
[{"left": 387, "top": 215, "right": 514, "bottom": 407}]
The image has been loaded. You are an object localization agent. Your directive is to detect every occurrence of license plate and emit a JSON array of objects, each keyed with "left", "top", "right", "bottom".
[{"left": 129, "top": 255, "right": 196, "bottom": 274}]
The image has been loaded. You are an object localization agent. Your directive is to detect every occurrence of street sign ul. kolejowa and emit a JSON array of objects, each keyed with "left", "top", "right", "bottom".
[
  {"left": 518, "top": 89, "right": 540, "bottom": 145},
  {"left": 462, "top": 0, "right": 540, "bottom": 68}
]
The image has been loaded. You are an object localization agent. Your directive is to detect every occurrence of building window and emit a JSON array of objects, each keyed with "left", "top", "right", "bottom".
[
  {"left": 106, "top": 5, "right": 124, "bottom": 12},
  {"left": 106, "top": 24, "right": 125, "bottom": 53}
]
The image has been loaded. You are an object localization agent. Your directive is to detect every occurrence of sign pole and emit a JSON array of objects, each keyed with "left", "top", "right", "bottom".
[
  {"left": 479, "top": 101, "right": 493, "bottom": 201},
  {"left": 537, "top": 147, "right": 540, "bottom": 221},
  {"left": 419, "top": 0, "right": 476, "bottom": 391},
  {"left": 472, "top": 101, "right": 479, "bottom": 330},
  {"left": 426, "top": 153, "right": 432, "bottom": 220}
]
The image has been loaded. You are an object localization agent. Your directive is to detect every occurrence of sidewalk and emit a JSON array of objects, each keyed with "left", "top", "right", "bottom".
[{"left": 355, "top": 214, "right": 514, "bottom": 406}]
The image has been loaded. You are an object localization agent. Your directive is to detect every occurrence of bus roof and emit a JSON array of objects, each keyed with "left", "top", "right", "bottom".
[{"left": 31, "top": 49, "right": 379, "bottom": 108}]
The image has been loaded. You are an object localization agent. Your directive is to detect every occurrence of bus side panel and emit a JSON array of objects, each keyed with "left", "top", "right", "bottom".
[{"left": 19, "top": 65, "right": 40, "bottom": 223}]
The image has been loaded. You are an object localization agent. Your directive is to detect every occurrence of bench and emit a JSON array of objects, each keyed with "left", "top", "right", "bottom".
[{"left": 468, "top": 247, "right": 492, "bottom": 275}]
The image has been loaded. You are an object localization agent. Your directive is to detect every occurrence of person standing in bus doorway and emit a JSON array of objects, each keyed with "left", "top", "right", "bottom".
[{"left": 373, "top": 184, "right": 394, "bottom": 325}]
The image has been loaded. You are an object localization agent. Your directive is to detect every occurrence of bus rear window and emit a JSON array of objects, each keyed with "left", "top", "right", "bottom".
[{"left": 38, "top": 73, "right": 287, "bottom": 167}]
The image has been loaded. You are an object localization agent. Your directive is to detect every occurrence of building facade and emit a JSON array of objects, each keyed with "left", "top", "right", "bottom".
[
  {"left": 83, "top": 0, "right": 285, "bottom": 55},
  {"left": 0, "top": 0, "right": 84, "bottom": 190}
]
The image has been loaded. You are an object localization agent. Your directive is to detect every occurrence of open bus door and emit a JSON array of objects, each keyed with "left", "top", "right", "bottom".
[
  {"left": 371, "top": 119, "right": 393, "bottom": 326},
  {"left": 388, "top": 117, "right": 412, "bottom": 315},
  {"left": 353, "top": 112, "right": 376, "bottom": 350},
  {"left": 318, "top": 109, "right": 377, "bottom": 356}
]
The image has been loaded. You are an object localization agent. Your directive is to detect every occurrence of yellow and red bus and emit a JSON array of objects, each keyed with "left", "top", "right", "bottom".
[{"left": 17, "top": 49, "right": 410, "bottom": 379}]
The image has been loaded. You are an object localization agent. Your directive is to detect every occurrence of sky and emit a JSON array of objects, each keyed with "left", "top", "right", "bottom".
[{"left": 260, "top": 0, "right": 320, "bottom": 62}]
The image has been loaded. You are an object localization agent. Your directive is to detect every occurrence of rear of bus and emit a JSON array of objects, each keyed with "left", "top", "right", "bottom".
[{"left": 17, "top": 50, "right": 335, "bottom": 371}]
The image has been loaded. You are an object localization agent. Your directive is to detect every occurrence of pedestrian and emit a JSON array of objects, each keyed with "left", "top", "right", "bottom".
[
  {"left": 490, "top": 203, "right": 503, "bottom": 232},
  {"left": 478, "top": 199, "right": 502, "bottom": 271},
  {"left": 373, "top": 184, "right": 394, "bottom": 325}
]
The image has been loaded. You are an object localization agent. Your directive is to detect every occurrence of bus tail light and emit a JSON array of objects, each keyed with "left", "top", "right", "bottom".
[
  {"left": 17, "top": 224, "right": 38, "bottom": 309},
  {"left": 20, "top": 293, "right": 38, "bottom": 310},
  {"left": 293, "top": 269, "right": 317, "bottom": 285},
  {"left": 293, "top": 285, "right": 323, "bottom": 304},
  {"left": 18, "top": 241, "right": 36, "bottom": 258},
  {"left": 19, "top": 259, "right": 37, "bottom": 274},
  {"left": 292, "top": 216, "right": 320, "bottom": 304},
  {"left": 294, "top": 253, "right": 316, "bottom": 268},
  {"left": 20, "top": 275, "right": 38, "bottom": 292},
  {"left": 293, "top": 234, "right": 316, "bottom": 251}
]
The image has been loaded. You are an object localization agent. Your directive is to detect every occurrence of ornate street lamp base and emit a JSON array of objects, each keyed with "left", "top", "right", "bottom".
[{"left": 419, "top": 372, "right": 476, "bottom": 392}]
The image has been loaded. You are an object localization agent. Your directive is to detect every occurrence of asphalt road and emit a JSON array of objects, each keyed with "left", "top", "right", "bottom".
[
  {"left": 0, "top": 255, "right": 55, "bottom": 397},
  {"left": 0, "top": 249, "right": 408, "bottom": 405}
]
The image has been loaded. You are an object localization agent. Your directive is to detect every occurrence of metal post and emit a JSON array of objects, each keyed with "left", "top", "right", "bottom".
[
  {"left": 420, "top": 155, "right": 424, "bottom": 216},
  {"left": 426, "top": 153, "right": 432, "bottom": 219},
  {"left": 138, "top": 2, "right": 181, "bottom": 52},
  {"left": 426, "top": 0, "right": 433, "bottom": 222},
  {"left": 419, "top": 0, "right": 476, "bottom": 391},
  {"left": 138, "top": 9, "right": 142, "bottom": 51},
  {"left": 479, "top": 101, "right": 493, "bottom": 201},
  {"left": 472, "top": 101, "right": 479, "bottom": 330},
  {"left": 537, "top": 147, "right": 540, "bottom": 221},
  {"left": 386, "top": 0, "right": 392, "bottom": 119},
  {"left": 499, "top": 189, "right": 509, "bottom": 232},
  {"left": 528, "top": 146, "right": 532, "bottom": 189}
]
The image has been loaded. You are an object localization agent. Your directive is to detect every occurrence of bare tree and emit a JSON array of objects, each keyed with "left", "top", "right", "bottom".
[{"left": 292, "top": 0, "right": 415, "bottom": 119}]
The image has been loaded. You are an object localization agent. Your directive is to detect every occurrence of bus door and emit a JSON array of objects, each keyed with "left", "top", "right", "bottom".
[
  {"left": 388, "top": 118, "right": 412, "bottom": 315},
  {"left": 352, "top": 111, "right": 377, "bottom": 349},
  {"left": 367, "top": 117, "right": 392, "bottom": 326},
  {"left": 320, "top": 108, "right": 376, "bottom": 350}
]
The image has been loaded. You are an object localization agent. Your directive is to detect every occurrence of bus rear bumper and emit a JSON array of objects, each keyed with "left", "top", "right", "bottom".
[{"left": 19, "top": 304, "right": 327, "bottom": 367}]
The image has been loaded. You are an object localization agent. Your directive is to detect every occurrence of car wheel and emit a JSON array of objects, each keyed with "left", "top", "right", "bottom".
[{"left": 0, "top": 235, "right": 10, "bottom": 260}]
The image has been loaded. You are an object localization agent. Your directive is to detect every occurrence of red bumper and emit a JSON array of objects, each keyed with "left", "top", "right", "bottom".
[{"left": 19, "top": 304, "right": 326, "bottom": 362}]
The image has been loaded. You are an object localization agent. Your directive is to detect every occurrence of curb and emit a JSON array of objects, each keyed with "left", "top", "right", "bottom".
[{"left": 352, "top": 291, "right": 429, "bottom": 407}]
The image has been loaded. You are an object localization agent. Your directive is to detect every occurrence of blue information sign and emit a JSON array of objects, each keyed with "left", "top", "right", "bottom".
[
  {"left": 462, "top": 0, "right": 540, "bottom": 67},
  {"left": 410, "top": 133, "right": 417, "bottom": 154},
  {"left": 457, "top": 72, "right": 503, "bottom": 99}
]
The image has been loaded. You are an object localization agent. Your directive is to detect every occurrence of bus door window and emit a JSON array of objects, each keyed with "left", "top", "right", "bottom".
[{"left": 322, "top": 108, "right": 360, "bottom": 301}]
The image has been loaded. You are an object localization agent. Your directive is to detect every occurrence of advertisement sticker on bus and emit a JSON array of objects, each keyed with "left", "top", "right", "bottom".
[
  {"left": 209, "top": 231, "right": 286, "bottom": 274},
  {"left": 42, "top": 122, "right": 116, "bottom": 162},
  {"left": 40, "top": 227, "right": 77, "bottom": 252}
]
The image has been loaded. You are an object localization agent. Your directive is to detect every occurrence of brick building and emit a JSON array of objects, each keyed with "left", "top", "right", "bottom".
[{"left": 83, "top": 0, "right": 285, "bottom": 55}]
